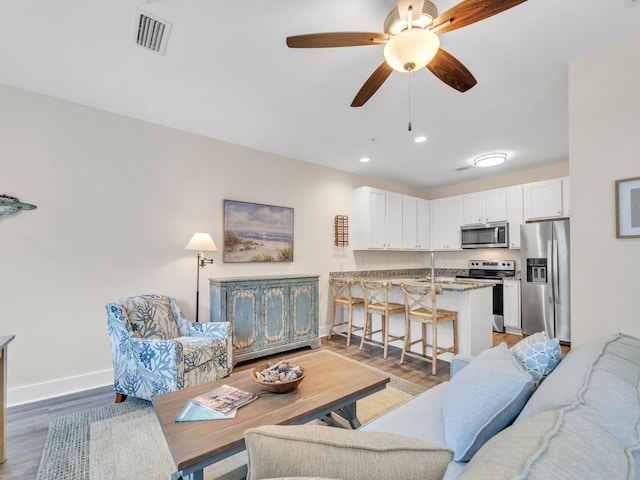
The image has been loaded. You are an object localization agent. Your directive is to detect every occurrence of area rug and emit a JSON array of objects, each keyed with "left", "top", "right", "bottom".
[{"left": 36, "top": 350, "right": 427, "bottom": 480}]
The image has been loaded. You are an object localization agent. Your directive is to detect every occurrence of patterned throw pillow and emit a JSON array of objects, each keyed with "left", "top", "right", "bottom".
[
  {"left": 124, "top": 295, "right": 180, "bottom": 340},
  {"left": 510, "top": 332, "right": 562, "bottom": 386}
]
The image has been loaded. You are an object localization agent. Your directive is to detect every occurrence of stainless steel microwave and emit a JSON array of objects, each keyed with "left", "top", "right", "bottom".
[{"left": 461, "top": 221, "right": 509, "bottom": 249}]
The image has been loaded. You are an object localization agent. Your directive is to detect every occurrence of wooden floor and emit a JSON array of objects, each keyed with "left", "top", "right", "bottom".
[{"left": 0, "top": 332, "right": 528, "bottom": 479}]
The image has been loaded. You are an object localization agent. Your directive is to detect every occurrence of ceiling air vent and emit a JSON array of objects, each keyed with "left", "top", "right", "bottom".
[{"left": 132, "top": 8, "right": 172, "bottom": 55}]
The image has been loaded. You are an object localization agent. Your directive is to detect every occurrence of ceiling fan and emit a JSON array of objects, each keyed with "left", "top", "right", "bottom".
[{"left": 286, "top": 0, "right": 527, "bottom": 107}]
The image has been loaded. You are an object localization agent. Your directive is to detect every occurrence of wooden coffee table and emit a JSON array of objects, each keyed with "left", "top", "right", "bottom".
[{"left": 152, "top": 350, "right": 390, "bottom": 480}]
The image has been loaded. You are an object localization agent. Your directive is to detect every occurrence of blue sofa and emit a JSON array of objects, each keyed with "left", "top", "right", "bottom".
[{"left": 244, "top": 333, "right": 640, "bottom": 479}]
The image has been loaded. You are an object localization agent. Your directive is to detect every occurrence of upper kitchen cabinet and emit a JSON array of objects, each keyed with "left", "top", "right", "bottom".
[
  {"left": 352, "top": 186, "right": 403, "bottom": 250},
  {"left": 507, "top": 186, "right": 524, "bottom": 249},
  {"left": 402, "top": 195, "right": 431, "bottom": 250},
  {"left": 523, "top": 178, "right": 567, "bottom": 221},
  {"left": 462, "top": 188, "right": 507, "bottom": 225},
  {"left": 431, "top": 196, "right": 463, "bottom": 250}
]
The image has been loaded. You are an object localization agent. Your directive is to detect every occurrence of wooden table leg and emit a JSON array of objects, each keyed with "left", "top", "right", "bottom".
[{"left": 333, "top": 402, "right": 361, "bottom": 429}]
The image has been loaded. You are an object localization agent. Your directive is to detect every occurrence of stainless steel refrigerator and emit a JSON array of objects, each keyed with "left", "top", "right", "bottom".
[{"left": 520, "top": 220, "right": 571, "bottom": 345}]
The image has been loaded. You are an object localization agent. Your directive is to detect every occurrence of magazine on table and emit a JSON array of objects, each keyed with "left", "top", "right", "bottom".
[
  {"left": 175, "top": 400, "right": 237, "bottom": 422},
  {"left": 191, "top": 384, "right": 258, "bottom": 416}
]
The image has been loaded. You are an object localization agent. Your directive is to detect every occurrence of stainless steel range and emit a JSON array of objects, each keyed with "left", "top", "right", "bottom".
[{"left": 456, "top": 260, "right": 516, "bottom": 333}]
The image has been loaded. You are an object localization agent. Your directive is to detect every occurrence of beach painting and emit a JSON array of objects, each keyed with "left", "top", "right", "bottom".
[{"left": 223, "top": 200, "right": 294, "bottom": 262}]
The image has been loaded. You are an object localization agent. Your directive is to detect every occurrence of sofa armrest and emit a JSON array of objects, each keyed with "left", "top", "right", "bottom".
[
  {"left": 185, "top": 320, "right": 232, "bottom": 340},
  {"left": 450, "top": 354, "right": 474, "bottom": 378},
  {"left": 245, "top": 425, "right": 453, "bottom": 480}
]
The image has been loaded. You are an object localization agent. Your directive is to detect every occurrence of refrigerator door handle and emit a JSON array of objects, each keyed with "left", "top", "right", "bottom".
[
  {"left": 547, "top": 240, "right": 553, "bottom": 304},
  {"left": 553, "top": 239, "right": 560, "bottom": 303}
]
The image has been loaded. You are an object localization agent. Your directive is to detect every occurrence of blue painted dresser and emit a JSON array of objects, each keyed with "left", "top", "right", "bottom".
[{"left": 210, "top": 275, "right": 320, "bottom": 363}]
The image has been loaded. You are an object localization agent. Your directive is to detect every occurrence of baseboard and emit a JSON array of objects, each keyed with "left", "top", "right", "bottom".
[{"left": 8, "top": 368, "right": 114, "bottom": 407}]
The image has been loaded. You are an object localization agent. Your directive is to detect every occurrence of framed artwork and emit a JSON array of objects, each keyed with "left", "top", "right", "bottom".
[
  {"left": 615, "top": 176, "right": 640, "bottom": 238},
  {"left": 223, "top": 200, "right": 294, "bottom": 262}
]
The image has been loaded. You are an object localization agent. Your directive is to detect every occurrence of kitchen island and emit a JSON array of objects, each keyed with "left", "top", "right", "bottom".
[{"left": 330, "top": 270, "right": 494, "bottom": 361}]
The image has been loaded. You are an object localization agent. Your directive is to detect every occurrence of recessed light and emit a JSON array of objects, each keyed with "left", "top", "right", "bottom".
[
  {"left": 473, "top": 153, "right": 506, "bottom": 168},
  {"left": 414, "top": 135, "right": 427, "bottom": 143},
  {"left": 360, "top": 157, "right": 371, "bottom": 163}
]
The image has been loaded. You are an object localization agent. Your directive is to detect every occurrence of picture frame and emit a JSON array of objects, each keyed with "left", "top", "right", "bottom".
[
  {"left": 615, "top": 176, "right": 640, "bottom": 238},
  {"left": 223, "top": 200, "right": 294, "bottom": 263}
]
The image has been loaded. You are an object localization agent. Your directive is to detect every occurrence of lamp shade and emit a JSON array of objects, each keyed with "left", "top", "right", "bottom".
[
  {"left": 185, "top": 232, "right": 218, "bottom": 252},
  {"left": 383, "top": 28, "right": 440, "bottom": 72}
]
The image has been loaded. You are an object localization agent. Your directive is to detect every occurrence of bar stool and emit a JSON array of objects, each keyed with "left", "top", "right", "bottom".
[
  {"left": 328, "top": 277, "right": 365, "bottom": 346},
  {"left": 360, "top": 280, "right": 406, "bottom": 359},
  {"left": 400, "top": 282, "right": 458, "bottom": 375}
]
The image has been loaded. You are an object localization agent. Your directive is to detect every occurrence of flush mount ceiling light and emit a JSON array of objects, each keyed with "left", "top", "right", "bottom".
[
  {"left": 473, "top": 152, "right": 507, "bottom": 168},
  {"left": 360, "top": 157, "right": 371, "bottom": 163},
  {"left": 414, "top": 135, "right": 427, "bottom": 143}
]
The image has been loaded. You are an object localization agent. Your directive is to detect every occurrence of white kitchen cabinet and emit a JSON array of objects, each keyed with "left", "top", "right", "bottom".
[
  {"left": 352, "top": 187, "right": 403, "bottom": 250},
  {"left": 431, "top": 196, "right": 463, "bottom": 250},
  {"left": 462, "top": 188, "right": 507, "bottom": 225},
  {"left": 523, "top": 179, "right": 564, "bottom": 221},
  {"left": 562, "top": 177, "right": 570, "bottom": 217},
  {"left": 507, "top": 186, "right": 524, "bottom": 249},
  {"left": 503, "top": 279, "right": 521, "bottom": 333},
  {"left": 402, "top": 196, "right": 431, "bottom": 250}
]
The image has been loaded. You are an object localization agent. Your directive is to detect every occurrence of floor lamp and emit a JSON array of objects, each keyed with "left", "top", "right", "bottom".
[{"left": 185, "top": 232, "right": 218, "bottom": 322}]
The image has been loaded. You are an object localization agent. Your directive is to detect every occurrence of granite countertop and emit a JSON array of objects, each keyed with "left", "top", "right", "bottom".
[
  {"left": 391, "top": 277, "right": 495, "bottom": 291},
  {"left": 344, "top": 275, "right": 494, "bottom": 292},
  {"left": 329, "top": 267, "right": 518, "bottom": 291}
]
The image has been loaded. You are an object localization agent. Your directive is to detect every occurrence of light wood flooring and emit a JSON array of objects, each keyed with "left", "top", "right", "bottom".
[{"left": 0, "top": 332, "right": 530, "bottom": 479}]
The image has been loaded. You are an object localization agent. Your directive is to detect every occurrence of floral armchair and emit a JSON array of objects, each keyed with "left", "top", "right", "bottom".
[{"left": 106, "top": 294, "right": 233, "bottom": 402}]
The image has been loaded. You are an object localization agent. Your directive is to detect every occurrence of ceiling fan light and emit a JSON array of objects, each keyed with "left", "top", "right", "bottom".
[
  {"left": 384, "top": 28, "right": 440, "bottom": 72},
  {"left": 383, "top": 1, "right": 438, "bottom": 35},
  {"left": 473, "top": 153, "right": 507, "bottom": 168}
]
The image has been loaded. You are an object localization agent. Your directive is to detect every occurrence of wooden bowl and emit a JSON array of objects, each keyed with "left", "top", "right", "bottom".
[{"left": 250, "top": 363, "right": 305, "bottom": 393}]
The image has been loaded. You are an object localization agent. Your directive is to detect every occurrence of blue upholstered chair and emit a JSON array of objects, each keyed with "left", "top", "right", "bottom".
[{"left": 106, "top": 294, "right": 233, "bottom": 402}]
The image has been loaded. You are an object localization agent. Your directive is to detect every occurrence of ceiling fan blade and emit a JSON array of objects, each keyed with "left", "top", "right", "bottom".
[
  {"left": 426, "top": 49, "right": 477, "bottom": 92},
  {"left": 286, "top": 32, "right": 388, "bottom": 48},
  {"left": 431, "top": 0, "right": 526, "bottom": 35},
  {"left": 351, "top": 62, "right": 394, "bottom": 107}
]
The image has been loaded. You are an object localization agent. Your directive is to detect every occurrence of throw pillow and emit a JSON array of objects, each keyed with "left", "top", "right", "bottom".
[
  {"left": 510, "top": 332, "right": 562, "bottom": 386},
  {"left": 124, "top": 295, "right": 180, "bottom": 340},
  {"left": 244, "top": 425, "right": 453, "bottom": 480},
  {"left": 442, "top": 343, "right": 534, "bottom": 462}
]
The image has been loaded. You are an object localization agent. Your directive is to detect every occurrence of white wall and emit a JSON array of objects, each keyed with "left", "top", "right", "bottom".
[
  {"left": 0, "top": 84, "right": 427, "bottom": 406},
  {"left": 569, "top": 33, "right": 640, "bottom": 346}
]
